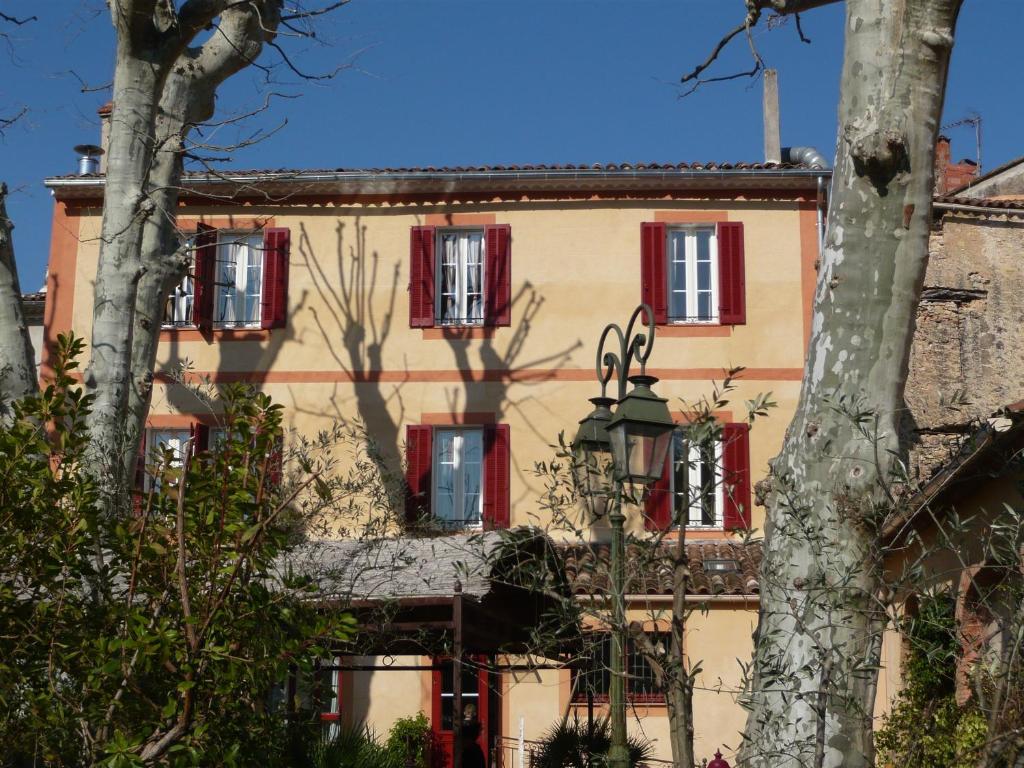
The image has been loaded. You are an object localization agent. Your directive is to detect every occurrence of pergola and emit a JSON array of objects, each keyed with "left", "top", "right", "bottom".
[{"left": 285, "top": 529, "right": 575, "bottom": 767}]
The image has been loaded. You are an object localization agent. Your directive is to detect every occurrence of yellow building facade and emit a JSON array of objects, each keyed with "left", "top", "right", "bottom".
[{"left": 44, "top": 162, "right": 827, "bottom": 764}]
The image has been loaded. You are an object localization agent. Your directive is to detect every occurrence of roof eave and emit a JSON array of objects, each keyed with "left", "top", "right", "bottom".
[{"left": 43, "top": 167, "right": 831, "bottom": 200}]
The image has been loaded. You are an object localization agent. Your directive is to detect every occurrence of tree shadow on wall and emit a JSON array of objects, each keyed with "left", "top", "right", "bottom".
[{"left": 298, "top": 219, "right": 406, "bottom": 478}]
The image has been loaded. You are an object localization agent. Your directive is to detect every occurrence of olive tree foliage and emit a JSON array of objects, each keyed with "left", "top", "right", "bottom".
[
  {"left": 0, "top": 333, "right": 396, "bottom": 767},
  {"left": 684, "top": 1, "right": 964, "bottom": 766}
]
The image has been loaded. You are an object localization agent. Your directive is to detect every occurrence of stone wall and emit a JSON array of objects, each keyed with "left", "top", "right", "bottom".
[{"left": 906, "top": 213, "right": 1024, "bottom": 478}]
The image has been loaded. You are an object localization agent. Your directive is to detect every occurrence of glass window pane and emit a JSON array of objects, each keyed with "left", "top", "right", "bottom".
[
  {"left": 697, "top": 259, "right": 711, "bottom": 292},
  {"left": 696, "top": 229, "right": 711, "bottom": 262},
  {"left": 668, "top": 231, "right": 688, "bottom": 320},
  {"left": 697, "top": 291, "right": 713, "bottom": 321}
]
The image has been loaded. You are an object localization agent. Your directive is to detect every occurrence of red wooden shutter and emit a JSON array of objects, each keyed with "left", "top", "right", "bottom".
[
  {"left": 717, "top": 222, "right": 746, "bottom": 325},
  {"left": 722, "top": 422, "right": 751, "bottom": 530},
  {"left": 644, "top": 450, "right": 672, "bottom": 531},
  {"left": 261, "top": 227, "right": 291, "bottom": 329},
  {"left": 405, "top": 425, "right": 433, "bottom": 523},
  {"left": 190, "top": 422, "right": 210, "bottom": 454},
  {"left": 483, "top": 424, "right": 510, "bottom": 529},
  {"left": 409, "top": 226, "right": 436, "bottom": 327},
  {"left": 640, "top": 222, "right": 668, "bottom": 325},
  {"left": 485, "top": 224, "right": 512, "bottom": 326},
  {"left": 192, "top": 223, "right": 217, "bottom": 331}
]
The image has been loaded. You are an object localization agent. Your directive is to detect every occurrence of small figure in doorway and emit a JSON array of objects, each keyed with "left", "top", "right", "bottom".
[{"left": 460, "top": 719, "right": 486, "bottom": 768}]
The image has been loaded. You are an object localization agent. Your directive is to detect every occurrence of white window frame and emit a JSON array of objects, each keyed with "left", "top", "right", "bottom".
[
  {"left": 666, "top": 226, "right": 719, "bottom": 325},
  {"left": 145, "top": 428, "right": 192, "bottom": 490},
  {"left": 670, "top": 431, "right": 724, "bottom": 529},
  {"left": 163, "top": 264, "right": 195, "bottom": 327},
  {"left": 318, "top": 656, "right": 342, "bottom": 741},
  {"left": 214, "top": 231, "right": 265, "bottom": 329},
  {"left": 436, "top": 229, "right": 486, "bottom": 326},
  {"left": 432, "top": 427, "right": 484, "bottom": 530}
]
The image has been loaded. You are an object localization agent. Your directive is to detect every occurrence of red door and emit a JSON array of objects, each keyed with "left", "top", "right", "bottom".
[{"left": 431, "top": 657, "right": 490, "bottom": 767}]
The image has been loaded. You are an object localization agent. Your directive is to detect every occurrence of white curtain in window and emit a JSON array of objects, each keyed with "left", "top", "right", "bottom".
[{"left": 215, "top": 234, "right": 263, "bottom": 326}]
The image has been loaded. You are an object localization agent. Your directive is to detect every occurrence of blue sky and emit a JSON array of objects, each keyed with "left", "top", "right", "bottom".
[{"left": 2, "top": 1, "right": 1021, "bottom": 290}]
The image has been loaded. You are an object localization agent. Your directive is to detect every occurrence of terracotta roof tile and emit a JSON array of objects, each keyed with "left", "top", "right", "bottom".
[
  {"left": 935, "top": 194, "right": 1024, "bottom": 211},
  {"left": 45, "top": 159, "right": 819, "bottom": 182},
  {"left": 561, "top": 539, "right": 761, "bottom": 597}
]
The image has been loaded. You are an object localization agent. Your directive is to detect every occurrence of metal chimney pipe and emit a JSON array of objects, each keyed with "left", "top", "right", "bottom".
[
  {"left": 73, "top": 144, "right": 104, "bottom": 175},
  {"left": 763, "top": 69, "right": 782, "bottom": 165}
]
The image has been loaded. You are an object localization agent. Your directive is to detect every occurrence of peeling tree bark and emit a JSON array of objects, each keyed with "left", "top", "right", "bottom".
[
  {"left": 0, "top": 184, "right": 37, "bottom": 417},
  {"left": 82, "top": 1, "right": 281, "bottom": 507},
  {"left": 123, "top": 4, "right": 279, "bottom": 482},
  {"left": 739, "top": 1, "right": 962, "bottom": 766}
]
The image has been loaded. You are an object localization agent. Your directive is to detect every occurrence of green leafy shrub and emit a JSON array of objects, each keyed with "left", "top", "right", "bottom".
[
  {"left": 875, "top": 594, "right": 988, "bottom": 768},
  {"left": 534, "top": 714, "right": 652, "bottom": 768},
  {"left": 306, "top": 723, "right": 402, "bottom": 768},
  {"left": 0, "top": 333, "right": 358, "bottom": 768},
  {"left": 385, "top": 712, "right": 435, "bottom": 767}
]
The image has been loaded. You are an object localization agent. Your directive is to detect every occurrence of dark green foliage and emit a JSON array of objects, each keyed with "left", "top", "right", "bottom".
[
  {"left": 292, "top": 713, "right": 433, "bottom": 768},
  {"left": 305, "top": 723, "right": 401, "bottom": 768},
  {"left": 875, "top": 593, "right": 988, "bottom": 768},
  {"left": 383, "top": 712, "right": 435, "bottom": 767},
  {"left": 0, "top": 334, "right": 356, "bottom": 767},
  {"left": 534, "top": 715, "right": 652, "bottom": 768}
]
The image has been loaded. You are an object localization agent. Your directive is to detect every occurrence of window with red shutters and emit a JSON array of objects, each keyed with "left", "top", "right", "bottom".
[
  {"left": 641, "top": 221, "right": 746, "bottom": 326},
  {"left": 171, "top": 224, "right": 291, "bottom": 331},
  {"left": 484, "top": 224, "right": 511, "bottom": 327},
  {"left": 640, "top": 222, "right": 668, "bottom": 325},
  {"left": 643, "top": 452, "right": 672, "bottom": 531},
  {"left": 261, "top": 227, "right": 290, "bottom": 329},
  {"left": 409, "top": 225, "right": 512, "bottom": 328},
  {"left": 717, "top": 222, "right": 746, "bottom": 325},
  {"left": 409, "top": 226, "right": 436, "bottom": 327},
  {"left": 645, "top": 426, "right": 751, "bottom": 531},
  {"left": 483, "top": 423, "right": 510, "bottom": 529},
  {"left": 191, "top": 223, "right": 217, "bottom": 331},
  {"left": 405, "top": 425, "right": 433, "bottom": 523},
  {"left": 405, "top": 424, "right": 510, "bottom": 530},
  {"left": 721, "top": 422, "right": 752, "bottom": 530}
]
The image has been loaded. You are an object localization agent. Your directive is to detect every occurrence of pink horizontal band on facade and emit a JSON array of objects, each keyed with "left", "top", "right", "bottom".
[{"left": 150, "top": 367, "right": 804, "bottom": 384}]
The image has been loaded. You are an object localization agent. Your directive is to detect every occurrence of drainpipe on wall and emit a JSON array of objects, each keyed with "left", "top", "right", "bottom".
[{"left": 783, "top": 146, "right": 830, "bottom": 259}]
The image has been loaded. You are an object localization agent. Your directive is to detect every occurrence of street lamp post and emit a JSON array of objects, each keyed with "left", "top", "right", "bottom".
[{"left": 572, "top": 304, "right": 674, "bottom": 768}]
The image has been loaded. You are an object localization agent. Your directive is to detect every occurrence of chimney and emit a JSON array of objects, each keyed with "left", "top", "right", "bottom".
[
  {"left": 763, "top": 69, "right": 781, "bottom": 165},
  {"left": 73, "top": 144, "right": 104, "bottom": 175},
  {"left": 934, "top": 135, "right": 979, "bottom": 194},
  {"left": 97, "top": 101, "right": 113, "bottom": 174}
]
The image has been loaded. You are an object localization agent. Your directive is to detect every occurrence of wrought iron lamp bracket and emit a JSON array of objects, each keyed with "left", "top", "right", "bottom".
[{"left": 596, "top": 303, "right": 657, "bottom": 400}]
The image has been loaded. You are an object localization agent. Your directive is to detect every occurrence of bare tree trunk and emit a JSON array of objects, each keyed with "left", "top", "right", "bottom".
[
  {"left": 124, "top": 5, "right": 279, "bottom": 480},
  {"left": 0, "top": 184, "right": 37, "bottom": 416},
  {"left": 739, "top": 2, "right": 962, "bottom": 767},
  {"left": 667, "top": 526, "right": 695, "bottom": 768},
  {"left": 80, "top": 1, "right": 280, "bottom": 504},
  {"left": 85, "top": 3, "right": 171, "bottom": 501}
]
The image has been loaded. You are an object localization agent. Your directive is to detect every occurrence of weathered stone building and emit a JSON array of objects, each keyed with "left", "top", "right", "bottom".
[{"left": 906, "top": 144, "right": 1024, "bottom": 478}]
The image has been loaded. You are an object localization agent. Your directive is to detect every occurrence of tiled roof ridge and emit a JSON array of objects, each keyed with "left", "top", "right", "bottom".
[
  {"left": 935, "top": 193, "right": 1024, "bottom": 211},
  {"left": 560, "top": 538, "right": 762, "bottom": 597}
]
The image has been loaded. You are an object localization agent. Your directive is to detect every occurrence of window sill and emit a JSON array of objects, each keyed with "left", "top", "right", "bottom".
[
  {"left": 571, "top": 696, "right": 667, "bottom": 708},
  {"left": 657, "top": 324, "right": 732, "bottom": 338},
  {"left": 422, "top": 327, "right": 496, "bottom": 340},
  {"left": 662, "top": 528, "right": 729, "bottom": 540},
  {"left": 159, "top": 327, "right": 273, "bottom": 342}
]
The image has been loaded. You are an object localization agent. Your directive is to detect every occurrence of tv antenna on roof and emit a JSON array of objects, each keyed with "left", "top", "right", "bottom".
[{"left": 942, "top": 113, "right": 982, "bottom": 173}]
